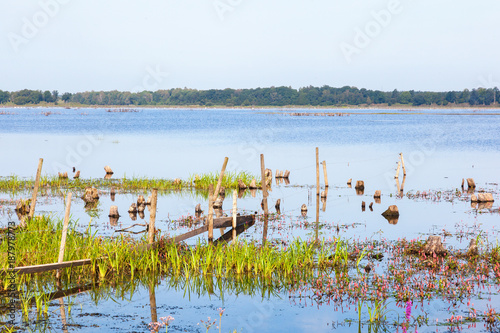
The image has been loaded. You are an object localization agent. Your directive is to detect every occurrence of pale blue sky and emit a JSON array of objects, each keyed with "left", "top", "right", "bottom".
[{"left": 1, "top": 0, "right": 499, "bottom": 93}]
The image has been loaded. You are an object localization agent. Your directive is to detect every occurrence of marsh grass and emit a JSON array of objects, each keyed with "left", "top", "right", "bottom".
[{"left": 189, "top": 171, "right": 258, "bottom": 189}]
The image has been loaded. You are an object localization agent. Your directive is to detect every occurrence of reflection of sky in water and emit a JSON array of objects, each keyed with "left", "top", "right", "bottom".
[{"left": 2, "top": 108, "right": 500, "bottom": 332}]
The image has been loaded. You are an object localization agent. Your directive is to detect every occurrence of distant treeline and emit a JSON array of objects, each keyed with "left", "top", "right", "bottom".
[{"left": 1, "top": 86, "right": 498, "bottom": 107}]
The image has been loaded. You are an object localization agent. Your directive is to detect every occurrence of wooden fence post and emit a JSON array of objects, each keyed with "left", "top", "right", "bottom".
[
  {"left": 395, "top": 160, "right": 401, "bottom": 179},
  {"left": 400, "top": 153, "right": 407, "bottom": 176},
  {"left": 260, "top": 154, "right": 269, "bottom": 244},
  {"left": 232, "top": 189, "right": 237, "bottom": 241},
  {"left": 213, "top": 157, "right": 229, "bottom": 203},
  {"left": 56, "top": 192, "right": 72, "bottom": 279},
  {"left": 148, "top": 189, "right": 158, "bottom": 244},
  {"left": 28, "top": 158, "right": 44, "bottom": 222},
  {"left": 208, "top": 184, "right": 214, "bottom": 242},
  {"left": 322, "top": 160, "right": 329, "bottom": 188}
]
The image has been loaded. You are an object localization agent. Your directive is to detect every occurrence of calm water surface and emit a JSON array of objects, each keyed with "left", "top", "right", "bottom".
[{"left": 1, "top": 107, "right": 499, "bottom": 332}]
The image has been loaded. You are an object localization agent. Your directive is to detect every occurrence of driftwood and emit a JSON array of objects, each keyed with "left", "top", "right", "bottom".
[
  {"left": 477, "top": 193, "right": 494, "bottom": 202},
  {"left": 249, "top": 178, "right": 258, "bottom": 189},
  {"left": 374, "top": 190, "right": 381, "bottom": 199},
  {"left": 423, "top": 235, "right": 447, "bottom": 256},
  {"left": 73, "top": 170, "right": 80, "bottom": 179},
  {"left": 109, "top": 205, "right": 120, "bottom": 217},
  {"left": 104, "top": 165, "right": 113, "bottom": 174}
]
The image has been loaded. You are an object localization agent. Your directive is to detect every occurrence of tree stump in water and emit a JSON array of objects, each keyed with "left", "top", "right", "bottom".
[
  {"left": 423, "top": 235, "right": 447, "bottom": 256},
  {"left": 58, "top": 172, "right": 68, "bottom": 179},
  {"left": 128, "top": 203, "right": 137, "bottom": 213},
  {"left": 301, "top": 204, "right": 307, "bottom": 217},
  {"left": 477, "top": 193, "right": 494, "bottom": 202},
  {"left": 129, "top": 212, "right": 137, "bottom": 221},
  {"left": 374, "top": 190, "right": 381, "bottom": 199},
  {"left": 361, "top": 201, "right": 366, "bottom": 211},
  {"left": 82, "top": 188, "right": 99, "bottom": 203},
  {"left": 213, "top": 197, "right": 223, "bottom": 209},
  {"left": 347, "top": 178, "right": 352, "bottom": 186},
  {"left": 15, "top": 199, "right": 31, "bottom": 215},
  {"left": 321, "top": 191, "right": 327, "bottom": 198},
  {"left": 138, "top": 204, "right": 145, "bottom": 212},
  {"left": 467, "top": 178, "right": 475, "bottom": 190},
  {"left": 109, "top": 206, "right": 120, "bottom": 217},
  {"left": 369, "top": 202, "right": 373, "bottom": 211},
  {"left": 249, "top": 178, "right": 258, "bottom": 189},
  {"left": 195, "top": 203, "right": 202, "bottom": 213},
  {"left": 138, "top": 211, "right": 145, "bottom": 219},
  {"left": 283, "top": 170, "right": 290, "bottom": 179},
  {"left": 275, "top": 199, "right": 281, "bottom": 214},
  {"left": 381, "top": 205, "right": 399, "bottom": 218},
  {"left": 466, "top": 238, "right": 478, "bottom": 257},
  {"left": 471, "top": 194, "right": 478, "bottom": 203},
  {"left": 238, "top": 179, "right": 247, "bottom": 190},
  {"left": 461, "top": 178, "right": 465, "bottom": 190},
  {"left": 275, "top": 170, "right": 281, "bottom": 178},
  {"left": 355, "top": 181, "right": 364, "bottom": 190},
  {"left": 73, "top": 171, "right": 80, "bottom": 179},
  {"left": 137, "top": 195, "right": 146, "bottom": 207},
  {"left": 104, "top": 166, "right": 114, "bottom": 174},
  {"left": 219, "top": 187, "right": 226, "bottom": 200}
]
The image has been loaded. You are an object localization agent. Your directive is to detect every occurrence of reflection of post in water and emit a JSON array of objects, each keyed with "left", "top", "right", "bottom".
[
  {"left": 400, "top": 175, "right": 406, "bottom": 195},
  {"left": 321, "top": 187, "right": 328, "bottom": 212},
  {"left": 58, "top": 297, "right": 69, "bottom": 333},
  {"left": 149, "top": 284, "right": 158, "bottom": 324},
  {"left": 232, "top": 189, "right": 237, "bottom": 241},
  {"left": 260, "top": 154, "right": 269, "bottom": 244}
]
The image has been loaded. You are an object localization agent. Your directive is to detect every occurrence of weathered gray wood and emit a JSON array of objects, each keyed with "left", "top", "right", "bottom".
[
  {"left": 56, "top": 193, "right": 72, "bottom": 279},
  {"left": 148, "top": 189, "right": 158, "bottom": 244},
  {"left": 28, "top": 158, "right": 43, "bottom": 221},
  {"left": 9, "top": 259, "right": 93, "bottom": 274}
]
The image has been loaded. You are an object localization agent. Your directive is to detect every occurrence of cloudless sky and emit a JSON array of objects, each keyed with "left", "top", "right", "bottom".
[{"left": 0, "top": 0, "right": 499, "bottom": 93}]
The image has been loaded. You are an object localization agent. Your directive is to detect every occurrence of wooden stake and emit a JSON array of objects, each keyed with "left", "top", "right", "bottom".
[
  {"left": 316, "top": 147, "right": 320, "bottom": 196},
  {"left": 395, "top": 160, "right": 401, "bottom": 179},
  {"left": 400, "top": 153, "right": 407, "bottom": 176},
  {"left": 56, "top": 192, "right": 72, "bottom": 279},
  {"left": 232, "top": 189, "right": 237, "bottom": 241},
  {"left": 148, "top": 189, "right": 158, "bottom": 244},
  {"left": 322, "top": 160, "right": 329, "bottom": 188},
  {"left": 260, "top": 154, "right": 268, "bottom": 215},
  {"left": 208, "top": 184, "right": 214, "bottom": 242},
  {"left": 315, "top": 190, "right": 320, "bottom": 244},
  {"left": 213, "top": 157, "right": 229, "bottom": 202},
  {"left": 28, "top": 158, "right": 43, "bottom": 221}
]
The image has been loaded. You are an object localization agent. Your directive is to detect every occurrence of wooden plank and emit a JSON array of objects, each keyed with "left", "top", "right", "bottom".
[
  {"left": 214, "top": 219, "right": 256, "bottom": 245},
  {"left": 9, "top": 259, "right": 94, "bottom": 274}
]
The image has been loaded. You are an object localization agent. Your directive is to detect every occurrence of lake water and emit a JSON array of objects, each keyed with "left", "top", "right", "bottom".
[{"left": 1, "top": 107, "right": 499, "bottom": 332}]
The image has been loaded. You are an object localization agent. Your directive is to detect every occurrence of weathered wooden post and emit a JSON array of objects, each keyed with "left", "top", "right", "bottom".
[
  {"left": 400, "top": 153, "right": 406, "bottom": 176},
  {"left": 148, "top": 189, "right": 158, "bottom": 244},
  {"left": 56, "top": 192, "right": 72, "bottom": 279},
  {"left": 322, "top": 160, "right": 329, "bottom": 188},
  {"left": 395, "top": 160, "right": 401, "bottom": 179},
  {"left": 232, "top": 189, "right": 237, "bottom": 241},
  {"left": 214, "top": 157, "right": 229, "bottom": 204},
  {"left": 261, "top": 154, "right": 269, "bottom": 244},
  {"left": 208, "top": 184, "right": 214, "bottom": 242},
  {"left": 27, "top": 158, "right": 43, "bottom": 222}
]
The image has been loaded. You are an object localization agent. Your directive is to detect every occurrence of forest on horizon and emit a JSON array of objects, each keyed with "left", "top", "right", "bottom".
[{"left": 0, "top": 86, "right": 498, "bottom": 107}]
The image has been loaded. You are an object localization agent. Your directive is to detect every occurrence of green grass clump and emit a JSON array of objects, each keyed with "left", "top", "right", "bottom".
[{"left": 189, "top": 171, "right": 258, "bottom": 189}]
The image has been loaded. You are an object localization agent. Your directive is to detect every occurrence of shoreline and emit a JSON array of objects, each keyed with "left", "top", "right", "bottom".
[{"left": 2, "top": 103, "right": 500, "bottom": 111}]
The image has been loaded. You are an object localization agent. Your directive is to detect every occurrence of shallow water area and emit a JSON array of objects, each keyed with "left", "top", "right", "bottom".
[{"left": 1, "top": 107, "right": 500, "bottom": 332}]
